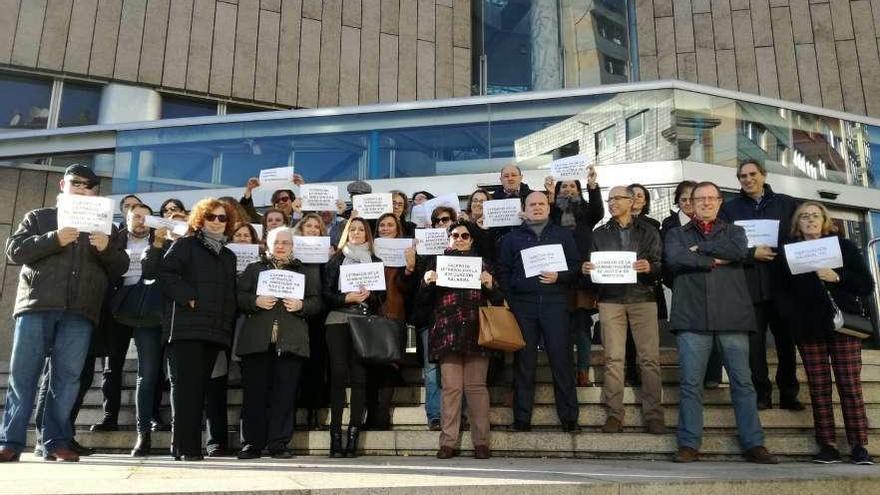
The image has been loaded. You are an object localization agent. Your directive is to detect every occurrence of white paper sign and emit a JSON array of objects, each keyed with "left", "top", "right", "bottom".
[
  {"left": 299, "top": 184, "right": 339, "bottom": 211},
  {"left": 410, "top": 204, "right": 430, "bottom": 227},
  {"left": 590, "top": 251, "right": 637, "bottom": 284},
  {"left": 227, "top": 243, "right": 260, "bottom": 274},
  {"left": 436, "top": 256, "right": 482, "bottom": 289},
  {"left": 422, "top": 193, "right": 460, "bottom": 216},
  {"left": 373, "top": 238, "right": 414, "bottom": 267},
  {"left": 259, "top": 166, "right": 295, "bottom": 185},
  {"left": 56, "top": 194, "right": 114, "bottom": 235},
  {"left": 251, "top": 223, "right": 263, "bottom": 240},
  {"left": 734, "top": 219, "right": 780, "bottom": 248},
  {"left": 482, "top": 198, "right": 523, "bottom": 228},
  {"left": 550, "top": 154, "right": 590, "bottom": 180},
  {"left": 352, "top": 193, "right": 393, "bottom": 219},
  {"left": 784, "top": 237, "right": 844, "bottom": 275},
  {"left": 415, "top": 228, "right": 449, "bottom": 255},
  {"left": 123, "top": 248, "right": 143, "bottom": 279},
  {"left": 339, "top": 262, "right": 386, "bottom": 292},
  {"left": 144, "top": 215, "right": 189, "bottom": 236},
  {"left": 520, "top": 244, "right": 568, "bottom": 278},
  {"left": 257, "top": 269, "right": 305, "bottom": 300},
  {"left": 293, "top": 236, "right": 331, "bottom": 264}
]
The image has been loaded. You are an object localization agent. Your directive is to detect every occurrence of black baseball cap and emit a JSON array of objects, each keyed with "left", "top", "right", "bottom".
[{"left": 64, "top": 164, "right": 99, "bottom": 184}]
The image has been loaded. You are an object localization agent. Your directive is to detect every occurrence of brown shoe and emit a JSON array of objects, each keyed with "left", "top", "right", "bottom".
[
  {"left": 645, "top": 419, "right": 666, "bottom": 435},
  {"left": 436, "top": 446, "right": 456, "bottom": 459},
  {"left": 577, "top": 370, "right": 590, "bottom": 387},
  {"left": 601, "top": 417, "right": 623, "bottom": 433},
  {"left": 474, "top": 445, "right": 491, "bottom": 459},
  {"left": 673, "top": 446, "right": 700, "bottom": 463},
  {"left": 45, "top": 447, "right": 79, "bottom": 462},
  {"left": 0, "top": 447, "right": 20, "bottom": 462},
  {"left": 744, "top": 446, "right": 779, "bottom": 464}
]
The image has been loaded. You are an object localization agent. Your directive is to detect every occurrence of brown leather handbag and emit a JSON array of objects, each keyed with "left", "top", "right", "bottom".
[{"left": 478, "top": 302, "right": 526, "bottom": 352}]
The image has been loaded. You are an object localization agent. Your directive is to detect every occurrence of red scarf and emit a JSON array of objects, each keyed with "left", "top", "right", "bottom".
[{"left": 693, "top": 219, "right": 716, "bottom": 235}]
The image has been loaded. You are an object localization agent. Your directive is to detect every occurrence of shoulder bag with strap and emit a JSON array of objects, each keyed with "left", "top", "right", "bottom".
[{"left": 478, "top": 300, "right": 526, "bottom": 352}]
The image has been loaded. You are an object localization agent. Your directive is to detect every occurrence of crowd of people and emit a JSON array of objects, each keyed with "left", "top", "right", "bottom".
[{"left": 0, "top": 159, "right": 874, "bottom": 465}]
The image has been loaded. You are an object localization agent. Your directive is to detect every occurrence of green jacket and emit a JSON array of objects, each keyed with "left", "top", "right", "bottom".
[{"left": 235, "top": 257, "right": 322, "bottom": 357}]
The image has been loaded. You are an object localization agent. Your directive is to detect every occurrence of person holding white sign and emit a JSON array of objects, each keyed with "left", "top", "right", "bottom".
[
  {"left": 665, "top": 181, "right": 777, "bottom": 464},
  {"left": 322, "top": 218, "right": 386, "bottom": 458},
  {"left": 775, "top": 202, "right": 875, "bottom": 465},
  {"left": 0, "top": 164, "right": 129, "bottom": 464},
  {"left": 719, "top": 160, "right": 802, "bottom": 412},
  {"left": 497, "top": 191, "right": 580, "bottom": 433},
  {"left": 417, "top": 220, "right": 502, "bottom": 459},
  {"left": 239, "top": 174, "right": 304, "bottom": 224},
  {"left": 581, "top": 186, "right": 665, "bottom": 435},
  {"left": 234, "top": 227, "right": 321, "bottom": 459}
]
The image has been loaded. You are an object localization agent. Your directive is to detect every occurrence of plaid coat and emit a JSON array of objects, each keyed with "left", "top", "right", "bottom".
[{"left": 416, "top": 250, "right": 505, "bottom": 362}]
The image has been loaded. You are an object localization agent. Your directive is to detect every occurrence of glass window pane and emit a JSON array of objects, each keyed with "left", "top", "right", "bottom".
[
  {"left": 58, "top": 82, "right": 102, "bottom": 127},
  {"left": 868, "top": 126, "right": 880, "bottom": 188},
  {"left": 161, "top": 96, "right": 217, "bottom": 119},
  {"left": 227, "top": 104, "right": 274, "bottom": 114},
  {"left": 0, "top": 73, "right": 52, "bottom": 132}
]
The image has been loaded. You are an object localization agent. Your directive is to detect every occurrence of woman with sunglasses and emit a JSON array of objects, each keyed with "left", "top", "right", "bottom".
[
  {"left": 159, "top": 198, "right": 238, "bottom": 461},
  {"left": 418, "top": 220, "right": 503, "bottom": 459},
  {"left": 322, "top": 217, "right": 385, "bottom": 457},
  {"left": 235, "top": 227, "right": 322, "bottom": 459}
]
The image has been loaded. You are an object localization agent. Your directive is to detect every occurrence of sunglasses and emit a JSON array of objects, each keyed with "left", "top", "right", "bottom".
[
  {"left": 275, "top": 196, "right": 292, "bottom": 203},
  {"left": 69, "top": 179, "right": 97, "bottom": 190},
  {"left": 450, "top": 232, "right": 471, "bottom": 240},
  {"left": 205, "top": 213, "right": 228, "bottom": 223},
  {"left": 433, "top": 216, "right": 452, "bottom": 224}
]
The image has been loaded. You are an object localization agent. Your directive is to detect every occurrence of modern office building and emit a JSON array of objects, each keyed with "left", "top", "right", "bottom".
[{"left": 1, "top": 0, "right": 880, "bottom": 360}]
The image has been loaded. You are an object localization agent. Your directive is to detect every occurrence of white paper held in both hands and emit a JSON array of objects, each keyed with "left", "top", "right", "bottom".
[
  {"left": 482, "top": 198, "right": 523, "bottom": 228},
  {"left": 258, "top": 166, "right": 296, "bottom": 184},
  {"left": 783, "top": 237, "right": 843, "bottom": 275},
  {"left": 226, "top": 243, "right": 261, "bottom": 274},
  {"left": 293, "top": 236, "right": 331, "bottom": 264},
  {"left": 415, "top": 228, "right": 449, "bottom": 255},
  {"left": 144, "top": 215, "right": 189, "bottom": 236},
  {"left": 298, "top": 184, "right": 339, "bottom": 211},
  {"left": 56, "top": 194, "right": 114, "bottom": 235},
  {"left": 734, "top": 219, "right": 780, "bottom": 248},
  {"left": 589, "top": 251, "right": 637, "bottom": 284},
  {"left": 436, "top": 255, "right": 482, "bottom": 289},
  {"left": 352, "top": 193, "right": 393, "bottom": 219},
  {"left": 339, "top": 262, "right": 386, "bottom": 292},
  {"left": 257, "top": 269, "right": 305, "bottom": 300},
  {"left": 520, "top": 244, "right": 568, "bottom": 278},
  {"left": 549, "top": 154, "right": 591, "bottom": 181}
]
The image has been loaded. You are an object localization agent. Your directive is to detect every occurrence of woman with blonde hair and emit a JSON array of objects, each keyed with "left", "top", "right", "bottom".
[{"left": 778, "top": 201, "right": 875, "bottom": 465}]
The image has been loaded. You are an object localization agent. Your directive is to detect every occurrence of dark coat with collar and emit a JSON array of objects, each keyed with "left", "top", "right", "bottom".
[
  {"left": 589, "top": 216, "right": 662, "bottom": 304},
  {"left": 549, "top": 185, "right": 604, "bottom": 259},
  {"left": 664, "top": 219, "right": 756, "bottom": 334},
  {"left": 497, "top": 221, "right": 580, "bottom": 304}
]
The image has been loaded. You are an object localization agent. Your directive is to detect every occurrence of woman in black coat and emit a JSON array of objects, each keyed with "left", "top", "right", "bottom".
[
  {"left": 235, "top": 227, "right": 322, "bottom": 459},
  {"left": 322, "top": 217, "right": 385, "bottom": 458},
  {"left": 160, "top": 198, "right": 237, "bottom": 461},
  {"left": 777, "top": 202, "right": 875, "bottom": 465}
]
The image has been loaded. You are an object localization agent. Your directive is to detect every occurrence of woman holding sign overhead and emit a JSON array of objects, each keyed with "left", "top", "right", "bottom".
[
  {"left": 417, "top": 220, "right": 503, "bottom": 459},
  {"left": 235, "top": 227, "right": 322, "bottom": 459},
  {"left": 322, "top": 217, "right": 386, "bottom": 457},
  {"left": 777, "top": 202, "right": 875, "bottom": 465}
]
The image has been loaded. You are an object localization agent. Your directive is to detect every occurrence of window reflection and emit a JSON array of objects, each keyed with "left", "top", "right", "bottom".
[
  {"left": 0, "top": 73, "right": 52, "bottom": 132},
  {"left": 59, "top": 82, "right": 101, "bottom": 128},
  {"left": 161, "top": 95, "right": 217, "bottom": 119}
]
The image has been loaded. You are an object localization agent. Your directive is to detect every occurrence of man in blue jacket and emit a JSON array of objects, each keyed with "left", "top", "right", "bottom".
[
  {"left": 719, "top": 160, "right": 802, "bottom": 411},
  {"left": 498, "top": 191, "right": 580, "bottom": 432}
]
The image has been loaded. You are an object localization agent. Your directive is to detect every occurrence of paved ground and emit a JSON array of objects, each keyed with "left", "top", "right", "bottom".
[{"left": 2, "top": 454, "right": 879, "bottom": 495}]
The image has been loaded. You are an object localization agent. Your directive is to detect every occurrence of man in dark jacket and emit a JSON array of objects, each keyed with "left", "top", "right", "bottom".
[
  {"left": 0, "top": 164, "right": 129, "bottom": 463},
  {"left": 719, "top": 160, "right": 802, "bottom": 411},
  {"left": 494, "top": 164, "right": 533, "bottom": 200},
  {"left": 666, "top": 181, "right": 776, "bottom": 464},
  {"left": 582, "top": 186, "right": 664, "bottom": 435},
  {"left": 498, "top": 191, "right": 580, "bottom": 432}
]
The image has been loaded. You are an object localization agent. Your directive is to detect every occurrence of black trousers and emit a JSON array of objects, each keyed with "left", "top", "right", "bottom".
[
  {"left": 326, "top": 323, "right": 367, "bottom": 429},
  {"left": 365, "top": 364, "right": 395, "bottom": 429},
  {"left": 168, "top": 340, "right": 222, "bottom": 456},
  {"left": 298, "top": 317, "right": 329, "bottom": 410},
  {"left": 750, "top": 301, "right": 799, "bottom": 403},
  {"left": 205, "top": 369, "right": 229, "bottom": 450},
  {"left": 34, "top": 355, "right": 95, "bottom": 446},
  {"left": 239, "top": 349, "right": 303, "bottom": 451},
  {"left": 511, "top": 299, "right": 578, "bottom": 425}
]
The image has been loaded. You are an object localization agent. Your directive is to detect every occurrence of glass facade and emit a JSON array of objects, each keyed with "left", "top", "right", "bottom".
[
  {"left": 58, "top": 82, "right": 102, "bottom": 128},
  {"left": 0, "top": 73, "right": 52, "bottom": 132}
]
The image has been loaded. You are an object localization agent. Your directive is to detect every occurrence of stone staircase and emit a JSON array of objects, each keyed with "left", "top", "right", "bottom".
[{"left": 2, "top": 347, "right": 878, "bottom": 460}]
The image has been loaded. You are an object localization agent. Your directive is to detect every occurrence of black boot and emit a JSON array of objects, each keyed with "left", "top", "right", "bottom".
[
  {"left": 345, "top": 426, "right": 361, "bottom": 458},
  {"left": 131, "top": 432, "right": 151, "bottom": 457},
  {"left": 329, "top": 428, "right": 344, "bottom": 458}
]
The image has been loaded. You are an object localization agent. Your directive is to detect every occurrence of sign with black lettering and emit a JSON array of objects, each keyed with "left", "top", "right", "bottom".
[
  {"left": 482, "top": 198, "right": 522, "bottom": 228},
  {"left": 520, "top": 244, "right": 568, "bottom": 278},
  {"left": 339, "top": 262, "right": 386, "bottom": 292},
  {"left": 57, "top": 194, "right": 114, "bottom": 234},
  {"left": 257, "top": 269, "right": 305, "bottom": 300},
  {"left": 436, "top": 256, "right": 482, "bottom": 289},
  {"left": 590, "top": 251, "right": 637, "bottom": 284}
]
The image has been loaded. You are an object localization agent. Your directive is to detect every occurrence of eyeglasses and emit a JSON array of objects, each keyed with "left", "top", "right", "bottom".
[
  {"left": 606, "top": 195, "right": 633, "bottom": 203},
  {"left": 274, "top": 196, "right": 292, "bottom": 203},
  {"left": 692, "top": 196, "right": 721, "bottom": 203},
  {"left": 433, "top": 216, "right": 452, "bottom": 224},
  {"left": 799, "top": 213, "right": 823, "bottom": 220},
  {"left": 450, "top": 232, "right": 471, "bottom": 240},
  {"left": 205, "top": 213, "right": 228, "bottom": 223},
  {"left": 69, "top": 179, "right": 97, "bottom": 190}
]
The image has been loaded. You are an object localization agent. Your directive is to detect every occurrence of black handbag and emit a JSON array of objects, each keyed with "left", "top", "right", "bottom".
[
  {"left": 826, "top": 289, "right": 877, "bottom": 340},
  {"left": 348, "top": 315, "right": 404, "bottom": 364},
  {"left": 110, "top": 280, "right": 165, "bottom": 328}
]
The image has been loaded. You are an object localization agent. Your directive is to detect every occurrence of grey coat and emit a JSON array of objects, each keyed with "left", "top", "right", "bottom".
[
  {"left": 664, "top": 219, "right": 756, "bottom": 334},
  {"left": 6, "top": 207, "right": 130, "bottom": 325},
  {"left": 235, "top": 257, "right": 322, "bottom": 357}
]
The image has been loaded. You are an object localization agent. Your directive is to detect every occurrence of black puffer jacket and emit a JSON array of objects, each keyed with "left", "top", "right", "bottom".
[
  {"left": 159, "top": 232, "right": 237, "bottom": 346},
  {"left": 6, "top": 207, "right": 130, "bottom": 325}
]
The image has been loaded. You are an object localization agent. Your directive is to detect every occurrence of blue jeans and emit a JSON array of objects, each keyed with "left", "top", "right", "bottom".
[
  {"left": 420, "top": 328, "right": 440, "bottom": 423},
  {"left": 677, "top": 331, "right": 764, "bottom": 451},
  {"left": 0, "top": 311, "right": 93, "bottom": 453},
  {"left": 132, "top": 328, "right": 163, "bottom": 433}
]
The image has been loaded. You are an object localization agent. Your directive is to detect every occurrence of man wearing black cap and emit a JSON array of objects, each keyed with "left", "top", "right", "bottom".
[
  {"left": 330, "top": 180, "right": 375, "bottom": 247},
  {"left": 0, "top": 165, "right": 129, "bottom": 463}
]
